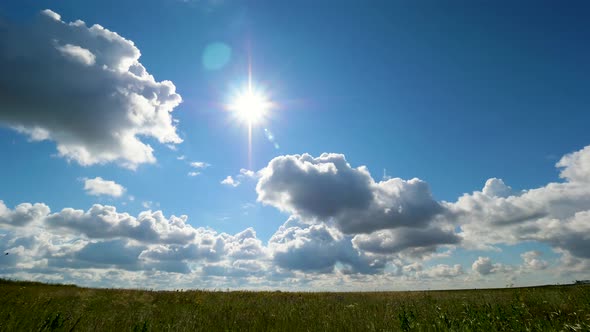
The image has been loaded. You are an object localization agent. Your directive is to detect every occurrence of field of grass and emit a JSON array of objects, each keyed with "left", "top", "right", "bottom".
[{"left": 0, "top": 279, "right": 589, "bottom": 331}]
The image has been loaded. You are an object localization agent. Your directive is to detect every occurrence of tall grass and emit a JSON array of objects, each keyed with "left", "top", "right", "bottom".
[{"left": 0, "top": 279, "right": 588, "bottom": 331}]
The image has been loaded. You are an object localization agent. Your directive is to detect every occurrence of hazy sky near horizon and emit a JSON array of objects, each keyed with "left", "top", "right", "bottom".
[{"left": 0, "top": 0, "right": 589, "bottom": 290}]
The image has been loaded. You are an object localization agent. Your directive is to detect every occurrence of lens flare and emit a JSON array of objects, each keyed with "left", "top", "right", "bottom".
[
  {"left": 228, "top": 89, "right": 271, "bottom": 126},
  {"left": 225, "top": 54, "right": 277, "bottom": 168}
]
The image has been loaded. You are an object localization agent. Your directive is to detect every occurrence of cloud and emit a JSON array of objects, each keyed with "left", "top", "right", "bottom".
[
  {"left": 221, "top": 176, "right": 240, "bottom": 187},
  {"left": 417, "top": 264, "right": 464, "bottom": 279},
  {"left": 450, "top": 144, "right": 590, "bottom": 260},
  {"left": 56, "top": 44, "right": 96, "bottom": 66},
  {"left": 239, "top": 168, "right": 256, "bottom": 178},
  {"left": 142, "top": 201, "right": 159, "bottom": 209},
  {"left": 472, "top": 257, "right": 494, "bottom": 275},
  {"left": 471, "top": 256, "right": 508, "bottom": 276},
  {"left": 0, "top": 9, "right": 182, "bottom": 169},
  {"left": 0, "top": 200, "right": 270, "bottom": 280},
  {"left": 482, "top": 178, "right": 513, "bottom": 198},
  {"left": 257, "top": 153, "right": 444, "bottom": 234},
  {"left": 0, "top": 201, "right": 50, "bottom": 227},
  {"left": 557, "top": 145, "right": 590, "bottom": 183},
  {"left": 83, "top": 177, "right": 126, "bottom": 197},
  {"left": 2, "top": 145, "right": 590, "bottom": 289},
  {"left": 190, "top": 162, "right": 210, "bottom": 169},
  {"left": 220, "top": 169, "right": 257, "bottom": 188},
  {"left": 351, "top": 226, "right": 460, "bottom": 256},
  {"left": 521, "top": 251, "right": 548, "bottom": 270},
  {"left": 45, "top": 205, "right": 196, "bottom": 244},
  {"left": 188, "top": 171, "right": 200, "bottom": 177},
  {"left": 268, "top": 217, "right": 384, "bottom": 274}
]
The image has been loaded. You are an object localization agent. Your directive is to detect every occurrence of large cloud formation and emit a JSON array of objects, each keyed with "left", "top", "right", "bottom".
[
  {"left": 0, "top": 202, "right": 271, "bottom": 283},
  {"left": 0, "top": 10, "right": 182, "bottom": 168},
  {"left": 1, "top": 145, "right": 590, "bottom": 289},
  {"left": 450, "top": 145, "right": 590, "bottom": 261},
  {"left": 268, "top": 217, "right": 385, "bottom": 274},
  {"left": 257, "top": 153, "right": 444, "bottom": 234},
  {"left": 256, "top": 153, "right": 458, "bottom": 259}
]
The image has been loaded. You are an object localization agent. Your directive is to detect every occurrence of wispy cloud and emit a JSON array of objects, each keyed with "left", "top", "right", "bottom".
[{"left": 190, "top": 161, "right": 211, "bottom": 169}]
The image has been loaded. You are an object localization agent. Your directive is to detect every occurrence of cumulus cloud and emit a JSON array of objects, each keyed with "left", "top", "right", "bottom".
[
  {"left": 221, "top": 176, "right": 240, "bottom": 187},
  {"left": 56, "top": 44, "right": 96, "bottom": 66},
  {"left": 188, "top": 172, "right": 200, "bottom": 177},
  {"left": 268, "top": 218, "right": 384, "bottom": 274},
  {"left": 471, "top": 256, "right": 509, "bottom": 276},
  {"left": 2, "top": 145, "right": 590, "bottom": 289},
  {"left": 0, "top": 200, "right": 271, "bottom": 283},
  {"left": 352, "top": 226, "right": 460, "bottom": 256},
  {"left": 0, "top": 201, "right": 50, "bottom": 227},
  {"left": 257, "top": 153, "right": 444, "bottom": 234},
  {"left": 482, "top": 178, "right": 513, "bottom": 198},
  {"left": 46, "top": 205, "right": 196, "bottom": 244},
  {"left": 557, "top": 145, "right": 590, "bottom": 183},
  {"left": 521, "top": 251, "right": 548, "bottom": 270},
  {"left": 83, "top": 177, "right": 126, "bottom": 197},
  {"left": 417, "top": 264, "right": 464, "bottom": 279},
  {"left": 472, "top": 257, "right": 494, "bottom": 275},
  {"left": 0, "top": 10, "right": 182, "bottom": 169},
  {"left": 451, "top": 144, "right": 590, "bottom": 260}
]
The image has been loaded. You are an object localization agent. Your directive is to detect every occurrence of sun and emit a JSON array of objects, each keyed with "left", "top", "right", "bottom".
[{"left": 228, "top": 88, "right": 271, "bottom": 126}]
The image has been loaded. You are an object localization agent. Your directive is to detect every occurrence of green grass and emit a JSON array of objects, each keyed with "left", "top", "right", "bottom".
[{"left": 0, "top": 279, "right": 589, "bottom": 331}]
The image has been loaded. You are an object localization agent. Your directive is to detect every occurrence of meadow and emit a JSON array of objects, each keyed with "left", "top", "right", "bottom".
[{"left": 0, "top": 279, "right": 589, "bottom": 331}]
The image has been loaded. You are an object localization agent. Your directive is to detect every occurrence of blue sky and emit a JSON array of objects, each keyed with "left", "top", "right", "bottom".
[{"left": 0, "top": 1, "right": 589, "bottom": 290}]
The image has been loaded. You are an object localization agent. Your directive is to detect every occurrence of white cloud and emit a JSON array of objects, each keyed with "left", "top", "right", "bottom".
[
  {"left": 417, "top": 264, "right": 464, "bottom": 279},
  {"left": 1, "top": 145, "right": 590, "bottom": 289},
  {"left": 0, "top": 10, "right": 182, "bottom": 169},
  {"left": 46, "top": 205, "right": 197, "bottom": 244},
  {"left": 0, "top": 201, "right": 50, "bottom": 227},
  {"left": 352, "top": 226, "right": 459, "bottom": 256},
  {"left": 471, "top": 256, "right": 508, "bottom": 276},
  {"left": 0, "top": 201, "right": 270, "bottom": 282},
  {"left": 450, "top": 144, "right": 590, "bottom": 260},
  {"left": 219, "top": 168, "right": 257, "bottom": 188},
  {"left": 239, "top": 168, "right": 256, "bottom": 178},
  {"left": 55, "top": 44, "right": 96, "bottom": 66},
  {"left": 557, "top": 145, "right": 590, "bottom": 183},
  {"left": 188, "top": 171, "right": 200, "bottom": 177},
  {"left": 221, "top": 176, "right": 240, "bottom": 187},
  {"left": 177, "top": 155, "right": 186, "bottom": 160},
  {"left": 482, "top": 178, "right": 513, "bottom": 198},
  {"left": 190, "top": 162, "right": 210, "bottom": 169},
  {"left": 83, "top": 177, "right": 126, "bottom": 197},
  {"left": 41, "top": 9, "right": 61, "bottom": 21},
  {"left": 521, "top": 251, "right": 548, "bottom": 270},
  {"left": 268, "top": 218, "right": 384, "bottom": 274},
  {"left": 257, "top": 153, "right": 444, "bottom": 234},
  {"left": 472, "top": 257, "right": 494, "bottom": 275}
]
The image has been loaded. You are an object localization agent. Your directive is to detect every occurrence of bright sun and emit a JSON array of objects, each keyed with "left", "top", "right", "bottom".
[{"left": 228, "top": 88, "right": 271, "bottom": 126}]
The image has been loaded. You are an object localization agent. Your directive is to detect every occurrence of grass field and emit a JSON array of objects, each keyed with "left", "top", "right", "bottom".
[{"left": 0, "top": 279, "right": 589, "bottom": 331}]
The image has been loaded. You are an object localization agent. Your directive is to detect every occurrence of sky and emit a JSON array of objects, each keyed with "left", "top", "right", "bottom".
[{"left": 0, "top": 0, "right": 589, "bottom": 290}]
